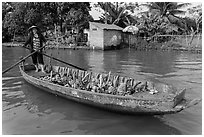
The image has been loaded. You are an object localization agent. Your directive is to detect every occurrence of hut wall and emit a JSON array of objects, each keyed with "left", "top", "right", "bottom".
[
  {"left": 129, "top": 34, "right": 138, "bottom": 46},
  {"left": 121, "top": 33, "right": 129, "bottom": 48},
  {"left": 103, "top": 30, "right": 122, "bottom": 49},
  {"left": 89, "top": 24, "right": 104, "bottom": 50}
]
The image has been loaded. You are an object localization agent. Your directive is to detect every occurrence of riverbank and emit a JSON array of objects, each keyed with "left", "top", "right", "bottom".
[
  {"left": 2, "top": 39, "right": 202, "bottom": 53},
  {"left": 2, "top": 42, "right": 93, "bottom": 50},
  {"left": 132, "top": 35, "right": 202, "bottom": 54},
  {"left": 133, "top": 41, "right": 202, "bottom": 54},
  {"left": 2, "top": 42, "right": 23, "bottom": 47}
]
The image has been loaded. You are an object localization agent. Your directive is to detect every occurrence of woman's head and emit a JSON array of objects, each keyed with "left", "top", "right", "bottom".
[
  {"left": 28, "top": 26, "right": 39, "bottom": 34},
  {"left": 32, "top": 28, "right": 38, "bottom": 34}
]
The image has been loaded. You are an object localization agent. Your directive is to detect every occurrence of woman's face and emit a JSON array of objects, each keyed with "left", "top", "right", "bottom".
[{"left": 32, "top": 28, "right": 37, "bottom": 34}]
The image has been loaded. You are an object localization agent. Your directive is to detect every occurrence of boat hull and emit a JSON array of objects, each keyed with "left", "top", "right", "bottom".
[{"left": 19, "top": 65, "right": 195, "bottom": 115}]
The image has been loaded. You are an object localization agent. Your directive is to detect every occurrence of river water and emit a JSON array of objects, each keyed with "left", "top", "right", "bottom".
[{"left": 2, "top": 47, "right": 202, "bottom": 135}]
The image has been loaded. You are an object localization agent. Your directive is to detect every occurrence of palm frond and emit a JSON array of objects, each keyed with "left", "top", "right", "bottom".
[
  {"left": 139, "top": 3, "right": 149, "bottom": 8},
  {"left": 176, "top": 3, "right": 191, "bottom": 9},
  {"left": 112, "top": 8, "right": 126, "bottom": 24},
  {"left": 106, "top": 4, "right": 117, "bottom": 18},
  {"left": 138, "top": 10, "right": 149, "bottom": 14},
  {"left": 169, "top": 9, "right": 186, "bottom": 15},
  {"left": 149, "top": 2, "right": 162, "bottom": 10}
]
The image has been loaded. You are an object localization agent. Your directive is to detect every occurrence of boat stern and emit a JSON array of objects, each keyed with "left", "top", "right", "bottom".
[{"left": 173, "top": 88, "right": 186, "bottom": 107}]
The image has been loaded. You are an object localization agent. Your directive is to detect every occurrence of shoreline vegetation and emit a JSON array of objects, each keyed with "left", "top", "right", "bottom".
[
  {"left": 3, "top": 2, "right": 202, "bottom": 54},
  {"left": 3, "top": 35, "right": 202, "bottom": 54}
]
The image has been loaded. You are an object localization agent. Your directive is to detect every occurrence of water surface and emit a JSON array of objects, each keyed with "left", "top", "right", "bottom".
[{"left": 2, "top": 47, "right": 202, "bottom": 134}]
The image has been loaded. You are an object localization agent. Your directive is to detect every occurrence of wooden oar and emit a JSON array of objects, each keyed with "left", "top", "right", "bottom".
[
  {"left": 2, "top": 44, "right": 47, "bottom": 74},
  {"left": 22, "top": 46, "right": 86, "bottom": 71}
]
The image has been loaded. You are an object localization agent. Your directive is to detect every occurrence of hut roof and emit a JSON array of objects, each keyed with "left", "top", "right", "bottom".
[{"left": 90, "top": 22, "right": 123, "bottom": 31}]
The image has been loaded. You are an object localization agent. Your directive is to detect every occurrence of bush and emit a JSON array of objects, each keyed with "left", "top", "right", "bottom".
[{"left": 13, "top": 35, "right": 26, "bottom": 42}]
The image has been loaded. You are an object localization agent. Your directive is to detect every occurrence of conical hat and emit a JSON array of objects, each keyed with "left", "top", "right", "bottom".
[{"left": 28, "top": 25, "right": 39, "bottom": 31}]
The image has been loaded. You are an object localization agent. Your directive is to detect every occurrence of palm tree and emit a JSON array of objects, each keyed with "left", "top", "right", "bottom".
[
  {"left": 143, "top": 2, "right": 190, "bottom": 19},
  {"left": 97, "top": 2, "right": 138, "bottom": 28},
  {"left": 141, "top": 2, "right": 190, "bottom": 31},
  {"left": 186, "top": 4, "right": 202, "bottom": 33}
]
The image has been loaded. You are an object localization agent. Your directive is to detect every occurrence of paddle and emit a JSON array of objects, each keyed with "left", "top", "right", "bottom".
[
  {"left": 22, "top": 46, "right": 86, "bottom": 71},
  {"left": 2, "top": 44, "right": 47, "bottom": 74}
]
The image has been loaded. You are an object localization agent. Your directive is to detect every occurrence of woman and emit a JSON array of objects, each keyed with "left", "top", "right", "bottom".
[{"left": 24, "top": 26, "right": 46, "bottom": 72}]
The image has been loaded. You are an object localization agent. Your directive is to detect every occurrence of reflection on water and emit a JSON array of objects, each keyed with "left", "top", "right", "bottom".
[{"left": 2, "top": 47, "right": 202, "bottom": 134}]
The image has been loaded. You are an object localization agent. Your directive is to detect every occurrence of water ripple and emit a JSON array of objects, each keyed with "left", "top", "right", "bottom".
[{"left": 2, "top": 85, "right": 22, "bottom": 90}]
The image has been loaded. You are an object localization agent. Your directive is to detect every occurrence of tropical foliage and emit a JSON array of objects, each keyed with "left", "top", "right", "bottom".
[
  {"left": 64, "top": 3, "right": 93, "bottom": 33},
  {"left": 2, "top": 2, "right": 92, "bottom": 42},
  {"left": 2, "top": 2, "right": 202, "bottom": 44},
  {"left": 136, "top": 12, "right": 180, "bottom": 38},
  {"left": 136, "top": 2, "right": 194, "bottom": 39},
  {"left": 143, "top": 2, "right": 189, "bottom": 18},
  {"left": 96, "top": 2, "right": 138, "bottom": 28},
  {"left": 186, "top": 4, "right": 202, "bottom": 33}
]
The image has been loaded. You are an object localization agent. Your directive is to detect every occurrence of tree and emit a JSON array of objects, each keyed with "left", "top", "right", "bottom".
[
  {"left": 95, "top": 2, "right": 138, "bottom": 28},
  {"left": 141, "top": 2, "right": 190, "bottom": 32},
  {"left": 186, "top": 4, "right": 202, "bottom": 34},
  {"left": 3, "top": 3, "right": 47, "bottom": 36},
  {"left": 2, "top": 2, "right": 13, "bottom": 19},
  {"left": 184, "top": 4, "right": 202, "bottom": 46},
  {"left": 136, "top": 13, "right": 168, "bottom": 37},
  {"left": 144, "top": 2, "right": 189, "bottom": 17},
  {"left": 2, "top": 2, "right": 14, "bottom": 41},
  {"left": 65, "top": 2, "right": 92, "bottom": 32},
  {"left": 2, "top": 2, "right": 92, "bottom": 42},
  {"left": 3, "top": 3, "right": 28, "bottom": 42}
]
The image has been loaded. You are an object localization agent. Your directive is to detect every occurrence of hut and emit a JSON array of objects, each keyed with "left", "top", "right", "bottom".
[{"left": 87, "top": 22, "right": 123, "bottom": 50}]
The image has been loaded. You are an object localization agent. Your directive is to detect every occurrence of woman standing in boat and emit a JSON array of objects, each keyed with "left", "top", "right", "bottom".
[{"left": 24, "top": 26, "right": 46, "bottom": 72}]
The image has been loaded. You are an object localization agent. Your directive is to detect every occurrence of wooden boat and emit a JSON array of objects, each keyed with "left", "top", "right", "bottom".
[{"left": 19, "top": 64, "right": 201, "bottom": 115}]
